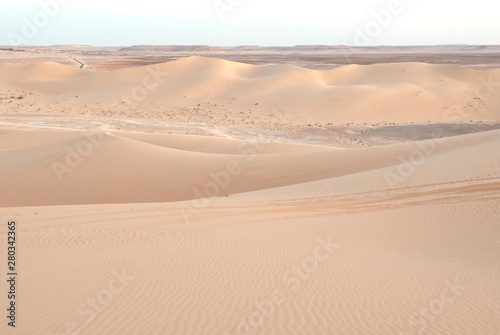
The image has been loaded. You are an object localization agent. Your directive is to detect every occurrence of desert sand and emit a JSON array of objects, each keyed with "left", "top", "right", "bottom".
[{"left": 0, "top": 53, "right": 499, "bottom": 334}]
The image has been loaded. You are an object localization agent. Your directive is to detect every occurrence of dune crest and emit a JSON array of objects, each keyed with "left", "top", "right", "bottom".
[{"left": 1, "top": 57, "right": 499, "bottom": 123}]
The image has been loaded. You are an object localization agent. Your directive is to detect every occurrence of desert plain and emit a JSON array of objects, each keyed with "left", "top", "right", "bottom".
[{"left": 0, "top": 45, "right": 499, "bottom": 334}]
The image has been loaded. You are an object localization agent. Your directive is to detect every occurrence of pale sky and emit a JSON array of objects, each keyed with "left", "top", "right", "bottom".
[{"left": 1, "top": 0, "right": 499, "bottom": 46}]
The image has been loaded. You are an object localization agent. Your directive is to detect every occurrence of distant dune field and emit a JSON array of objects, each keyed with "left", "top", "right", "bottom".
[{"left": 1, "top": 57, "right": 499, "bottom": 124}]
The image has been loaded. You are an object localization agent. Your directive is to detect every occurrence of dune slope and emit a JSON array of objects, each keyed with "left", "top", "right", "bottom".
[
  {"left": 1, "top": 128, "right": 499, "bottom": 207},
  {"left": 0, "top": 128, "right": 498, "bottom": 334}
]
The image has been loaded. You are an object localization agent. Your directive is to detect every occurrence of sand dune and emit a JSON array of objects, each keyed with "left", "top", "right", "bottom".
[
  {"left": 2, "top": 128, "right": 498, "bottom": 207},
  {"left": 0, "top": 57, "right": 499, "bottom": 334},
  {"left": 1, "top": 57, "right": 499, "bottom": 123}
]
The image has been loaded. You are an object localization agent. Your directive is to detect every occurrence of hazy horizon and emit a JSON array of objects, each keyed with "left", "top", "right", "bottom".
[
  {"left": 3, "top": 43, "right": 499, "bottom": 48},
  {"left": 1, "top": 0, "right": 499, "bottom": 47}
]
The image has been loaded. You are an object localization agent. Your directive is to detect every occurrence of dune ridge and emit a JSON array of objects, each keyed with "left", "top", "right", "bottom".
[
  {"left": 1, "top": 127, "right": 499, "bottom": 207},
  {"left": 1, "top": 57, "right": 499, "bottom": 123}
]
